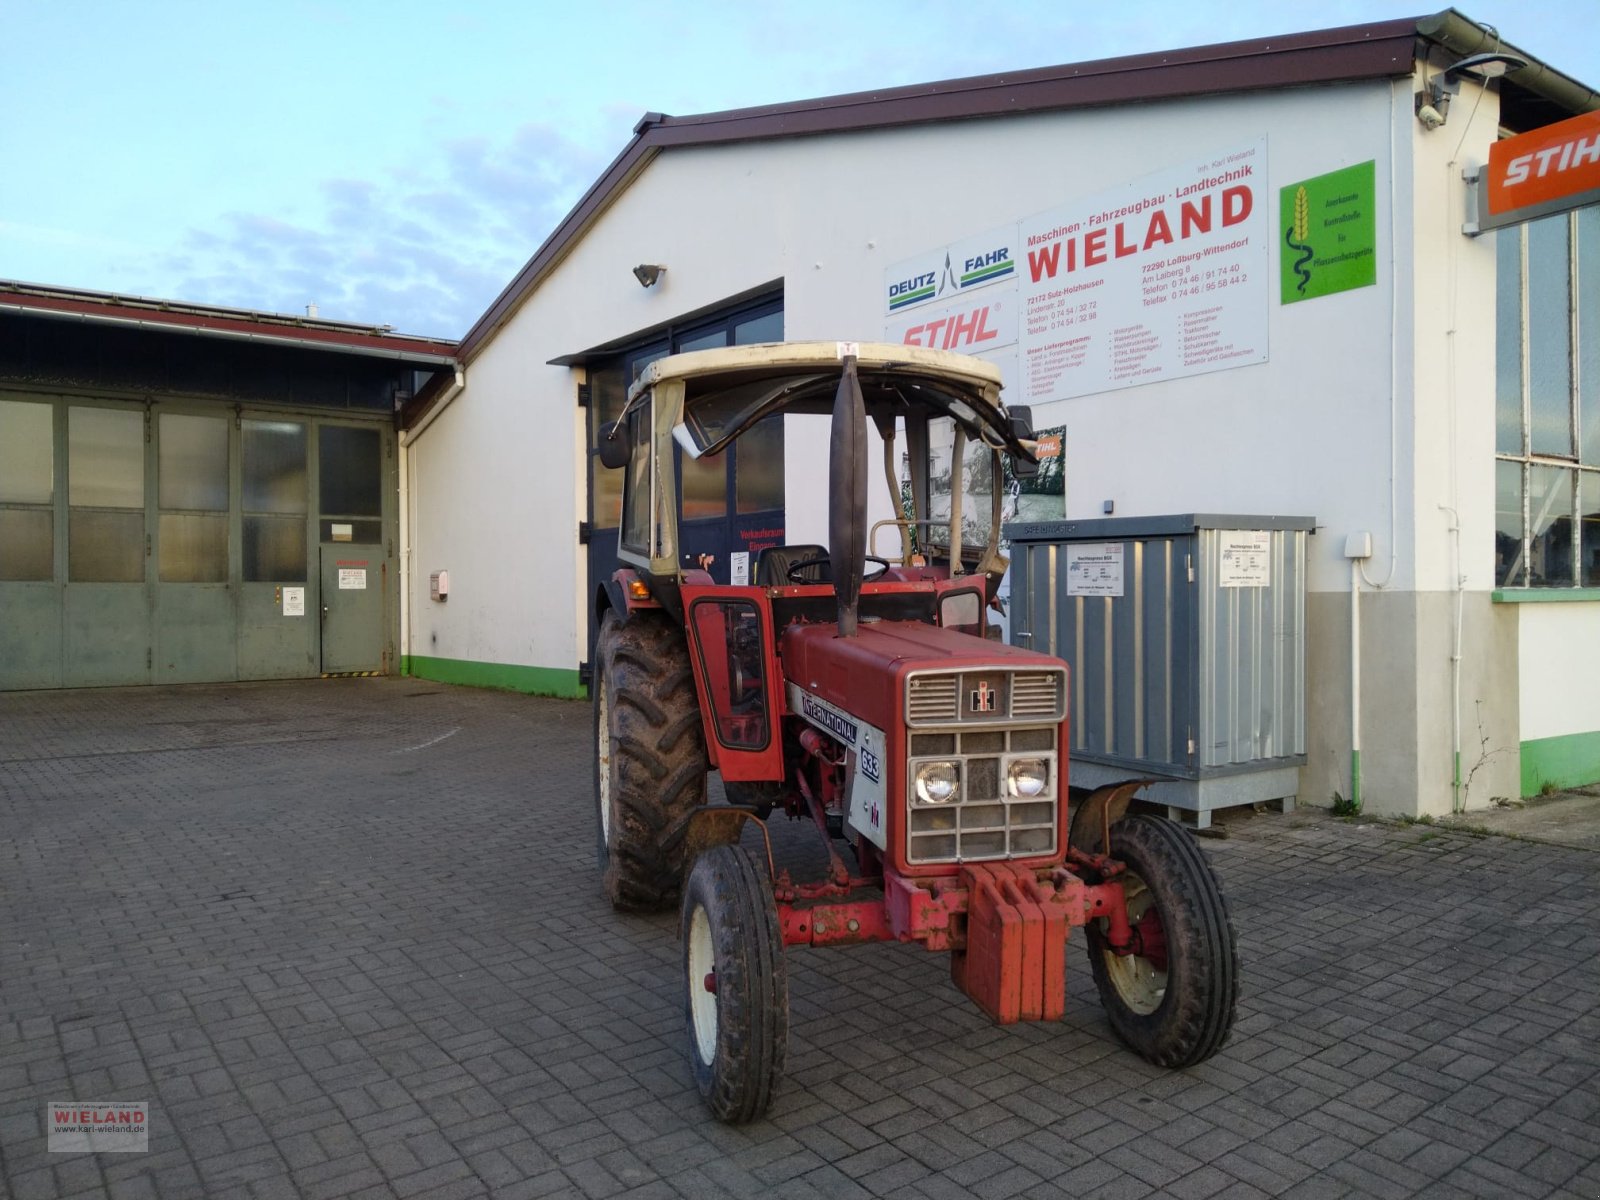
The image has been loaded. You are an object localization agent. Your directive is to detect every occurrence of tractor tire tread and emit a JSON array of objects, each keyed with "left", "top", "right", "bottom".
[
  {"left": 1087, "top": 814, "right": 1238, "bottom": 1068},
  {"left": 594, "top": 611, "right": 708, "bottom": 912},
  {"left": 683, "top": 845, "right": 787, "bottom": 1123}
]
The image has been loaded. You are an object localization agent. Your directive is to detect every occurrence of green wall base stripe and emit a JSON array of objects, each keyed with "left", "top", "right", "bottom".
[
  {"left": 1350, "top": 749, "right": 1361, "bottom": 809},
  {"left": 402, "top": 655, "right": 584, "bottom": 699},
  {"left": 1520, "top": 730, "right": 1600, "bottom": 795}
]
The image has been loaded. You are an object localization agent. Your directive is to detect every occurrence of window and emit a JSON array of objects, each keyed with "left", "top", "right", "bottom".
[
  {"left": 0, "top": 399, "right": 54, "bottom": 581},
  {"left": 243, "top": 420, "right": 307, "bottom": 582},
  {"left": 1495, "top": 207, "right": 1600, "bottom": 587},
  {"left": 158, "top": 413, "right": 229, "bottom": 582},
  {"left": 68, "top": 406, "right": 145, "bottom": 582}
]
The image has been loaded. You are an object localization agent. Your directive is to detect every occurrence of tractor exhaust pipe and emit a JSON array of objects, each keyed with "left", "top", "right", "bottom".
[{"left": 829, "top": 355, "right": 868, "bottom": 638}]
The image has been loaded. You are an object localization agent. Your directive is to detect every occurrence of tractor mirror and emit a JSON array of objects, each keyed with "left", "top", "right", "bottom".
[
  {"left": 1006, "top": 405, "right": 1040, "bottom": 480},
  {"left": 597, "top": 420, "right": 631, "bottom": 469}
]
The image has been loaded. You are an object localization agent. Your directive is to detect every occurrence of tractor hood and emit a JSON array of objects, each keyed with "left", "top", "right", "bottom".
[{"left": 781, "top": 620, "right": 1067, "bottom": 734}]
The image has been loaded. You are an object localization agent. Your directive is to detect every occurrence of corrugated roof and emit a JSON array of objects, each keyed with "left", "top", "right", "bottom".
[{"left": 0, "top": 279, "right": 458, "bottom": 365}]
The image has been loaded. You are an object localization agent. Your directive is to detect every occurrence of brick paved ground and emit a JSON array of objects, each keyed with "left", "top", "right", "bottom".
[{"left": 1, "top": 678, "right": 1597, "bottom": 1200}]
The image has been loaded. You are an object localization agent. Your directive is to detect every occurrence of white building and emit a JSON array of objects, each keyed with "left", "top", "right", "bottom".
[{"left": 398, "top": 10, "right": 1600, "bottom": 819}]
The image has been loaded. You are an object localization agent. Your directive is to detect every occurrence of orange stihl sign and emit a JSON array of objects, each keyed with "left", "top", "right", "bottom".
[{"left": 1476, "top": 109, "right": 1600, "bottom": 232}]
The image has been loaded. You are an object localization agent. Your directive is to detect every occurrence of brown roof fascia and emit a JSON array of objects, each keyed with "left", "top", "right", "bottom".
[{"left": 457, "top": 15, "right": 1426, "bottom": 364}]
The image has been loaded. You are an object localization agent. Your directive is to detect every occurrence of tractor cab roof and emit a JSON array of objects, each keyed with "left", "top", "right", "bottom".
[{"left": 628, "top": 341, "right": 1020, "bottom": 461}]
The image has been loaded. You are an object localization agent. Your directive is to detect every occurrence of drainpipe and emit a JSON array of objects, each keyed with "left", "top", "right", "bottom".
[
  {"left": 1345, "top": 534, "right": 1373, "bottom": 808},
  {"left": 1441, "top": 505, "right": 1465, "bottom": 812}
]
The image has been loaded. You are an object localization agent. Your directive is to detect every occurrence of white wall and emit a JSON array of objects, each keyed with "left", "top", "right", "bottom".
[{"left": 1520, "top": 603, "right": 1600, "bottom": 741}]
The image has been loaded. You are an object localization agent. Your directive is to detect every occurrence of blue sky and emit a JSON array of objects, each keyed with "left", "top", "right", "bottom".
[{"left": 4, "top": 1, "right": 1596, "bottom": 339}]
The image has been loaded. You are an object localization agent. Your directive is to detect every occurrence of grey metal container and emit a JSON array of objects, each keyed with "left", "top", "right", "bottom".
[{"left": 1004, "top": 514, "right": 1315, "bottom": 827}]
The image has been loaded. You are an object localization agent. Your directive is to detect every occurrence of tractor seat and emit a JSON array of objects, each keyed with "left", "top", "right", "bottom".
[{"left": 755, "top": 544, "right": 831, "bottom": 585}]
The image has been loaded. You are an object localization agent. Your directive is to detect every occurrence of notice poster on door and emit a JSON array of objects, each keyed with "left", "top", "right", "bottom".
[
  {"left": 1066, "top": 543, "right": 1125, "bottom": 596},
  {"left": 1018, "top": 140, "right": 1268, "bottom": 402},
  {"left": 282, "top": 587, "right": 305, "bottom": 616},
  {"left": 338, "top": 568, "right": 367, "bottom": 590}
]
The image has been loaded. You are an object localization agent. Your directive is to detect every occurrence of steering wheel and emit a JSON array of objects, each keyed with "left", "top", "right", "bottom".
[{"left": 786, "top": 556, "right": 891, "bottom": 584}]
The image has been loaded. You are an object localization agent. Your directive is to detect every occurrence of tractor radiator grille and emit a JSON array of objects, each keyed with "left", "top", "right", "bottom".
[
  {"left": 905, "top": 726, "right": 1059, "bottom": 865},
  {"left": 904, "top": 667, "right": 1067, "bottom": 727}
]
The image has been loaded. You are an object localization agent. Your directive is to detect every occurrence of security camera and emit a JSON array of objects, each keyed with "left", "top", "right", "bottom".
[{"left": 1417, "top": 102, "right": 1446, "bottom": 130}]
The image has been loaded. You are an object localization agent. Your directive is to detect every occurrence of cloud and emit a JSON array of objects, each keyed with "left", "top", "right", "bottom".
[{"left": 153, "top": 121, "right": 611, "bottom": 339}]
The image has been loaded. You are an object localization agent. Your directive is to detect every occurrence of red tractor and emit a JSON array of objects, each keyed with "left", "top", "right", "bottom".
[{"left": 593, "top": 342, "right": 1236, "bottom": 1122}]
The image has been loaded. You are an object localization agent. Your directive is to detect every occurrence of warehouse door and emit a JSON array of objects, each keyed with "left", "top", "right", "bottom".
[
  {"left": 317, "top": 425, "right": 388, "bottom": 675},
  {"left": 154, "top": 412, "right": 235, "bottom": 682}
]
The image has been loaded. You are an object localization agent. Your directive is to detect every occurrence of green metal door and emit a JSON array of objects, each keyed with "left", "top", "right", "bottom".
[
  {"left": 153, "top": 412, "right": 235, "bottom": 682},
  {"left": 319, "top": 546, "right": 383, "bottom": 673}
]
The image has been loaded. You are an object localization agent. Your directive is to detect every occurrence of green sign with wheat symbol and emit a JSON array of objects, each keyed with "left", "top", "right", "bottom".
[{"left": 1280, "top": 160, "right": 1376, "bottom": 304}]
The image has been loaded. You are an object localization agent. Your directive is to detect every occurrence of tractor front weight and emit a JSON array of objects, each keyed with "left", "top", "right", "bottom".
[{"left": 772, "top": 861, "right": 1134, "bottom": 1023}]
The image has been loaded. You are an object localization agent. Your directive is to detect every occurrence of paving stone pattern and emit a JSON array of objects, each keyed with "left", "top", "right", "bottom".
[{"left": 1, "top": 678, "right": 1597, "bottom": 1199}]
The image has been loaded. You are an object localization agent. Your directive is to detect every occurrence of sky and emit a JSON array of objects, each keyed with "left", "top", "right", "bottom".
[{"left": 4, "top": 0, "right": 1597, "bottom": 340}]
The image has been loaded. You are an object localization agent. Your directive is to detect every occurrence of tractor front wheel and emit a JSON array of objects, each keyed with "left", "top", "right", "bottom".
[
  {"left": 593, "top": 610, "right": 708, "bottom": 912},
  {"left": 681, "top": 844, "right": 788, "bottom": 1123},
  {"left": 1086, "top": 814, "right": 1238, "bottom": 1067}
]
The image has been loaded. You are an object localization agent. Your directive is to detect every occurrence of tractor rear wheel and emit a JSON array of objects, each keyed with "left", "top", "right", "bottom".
[
  {"left": 1086, "top": 814, "right": 1237, "bottom": 1067},
  {"left": 593, "top": 610, "right": 708, "bottom": 912},
  {"left": 681, "top": 844, "right": 788, "bottom": 1123}
]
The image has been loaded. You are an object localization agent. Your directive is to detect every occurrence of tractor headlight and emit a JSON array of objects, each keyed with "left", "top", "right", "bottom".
[
  {"left": 913, "top": 761, "right": 961, "bottom": 804},
  {"left": 1006, "top": 757, "right": 1050, "bottom": 798}
]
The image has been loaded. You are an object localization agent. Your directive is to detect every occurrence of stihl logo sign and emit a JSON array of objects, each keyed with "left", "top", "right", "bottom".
[
  {"left": 1484, "top": 110, "right": 1600, "bottom": 228},
  {"left": 901, "top": 304, "right": 1001, "bottom": 350}
]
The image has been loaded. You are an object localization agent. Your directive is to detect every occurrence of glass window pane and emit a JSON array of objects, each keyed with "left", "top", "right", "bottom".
[
  {"left": 734, "top": 311, "right": 783, "bottom": 346},
  {"left": 319, "top": 425, "right": 382, "bottom": 516},
  {"left": 590, "top": 366, "right": 627, "bottom": 531},
  {"left": 0, "top": 509, "right": 53, "bottom": 580},
  {"left": 70, "top": 509, "right": 144, "bottom": 582},
  {"left": 244, "top": 515, "right": 307, "bottom": 582},
  {"left": 243, "top": 420, "right": 307, "bottom": 514},
  {"left": 318, "top": 519, "right": 382, "bottom": 544},
  {"left": 1528, "top": 217, "right": 1574, "bottom": 457},
  {"left": 1528, "top": 464, "right": 1574, "bottom": 586},
  {"left": 1582, "top": 472, "right": 1600, "bottom": 587},
  {"left": 159, "top": 513, "right": 228, "bottom": 582},
  {"left": 678, "top": 328, "right": 728, "bottom": 353},
  {"left": 1581, "top": 208, "right": 1599, "bottom": 466},
  {"left": 0, "top": 400, "right": 53, "bottom": 504},
  {"left": 630, "top": 346, "right": 668, "bottom": 384},
  {"left": 1495, "top": 227, "right": 1523, "bottom": 455},
  {"left": 159, "top": 414, "right": 228, "bottom": 511},
  {"left": 622, "top": 407, "right": 651, "bottom": 550},
  {"left": 736, "top": 414, "right": 784, "bottom": 514},
  {"left": 69, "top": 407, "right": 143, "bottom": 508},
  {"left": 1495, "top": 461, "right": 1524, "bottom": 587},
  {"left": 681, "top": 450, "right": 726, "bottom": 520}
]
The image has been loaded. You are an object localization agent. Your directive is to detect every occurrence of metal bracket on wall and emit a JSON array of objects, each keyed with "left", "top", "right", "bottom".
[
  {"left": 577, "top": 383, "right": 591, "bottom": 409},
  {"left": 578, "top": 521, "right": 591, "bottom": 545}
]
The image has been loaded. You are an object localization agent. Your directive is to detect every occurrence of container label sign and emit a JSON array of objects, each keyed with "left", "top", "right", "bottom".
[
  {"left": 282, "top": 587, "right": 305, "bottom": 616},
  {"left": 1219, "top": 531, "right": 1271, "bottom": 587},
  {"left": 338, "top": 568, "right": 367, "bottom": 590},
  {"left": 1018, "top": 140, "right": 1268, "bottom": 401},
  {"left": 1066, "top": 543, "right": 1124, "bottom": 596},
  {"left": 1280, "top": 160, "right": 1376, "bottom": 304}
]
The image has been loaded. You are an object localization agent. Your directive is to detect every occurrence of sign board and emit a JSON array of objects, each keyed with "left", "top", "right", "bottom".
[
  {"left": 338, "top": 568, "right": 367, "bottom": 590},
  {"left": 1219, "top": 531, "right": 1271, "bottom": 587},
  {"left": 282, "top": 586, "right": 305, "bottom": 616},
  {"left": 1066, "top": 543, "right": 1125, "bottom": 596},
  {"left": 884, "top": 225, "right": 1016, "bottom": 315},
  {"left": 1280, "top": 161, "right": 1376, "bottom": 304},
  {"left": 1470, "top": 109, "right": 1600, "bottom": 234},
  {"left": 1017, "top": 140, "right": 1268, "bottom": 402}
]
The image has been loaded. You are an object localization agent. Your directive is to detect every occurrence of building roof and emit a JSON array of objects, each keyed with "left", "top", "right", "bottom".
[
  {"left": 453, "top": 8, "right": 1598, "bottom": 371},
  {"left": 0, "top": 279, "right": 459, "bottom": 367}
]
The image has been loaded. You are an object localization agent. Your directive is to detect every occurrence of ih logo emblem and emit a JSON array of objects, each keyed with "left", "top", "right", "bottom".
[{"left": 971, "top": 680, "right": 998, "bottom": 713}]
